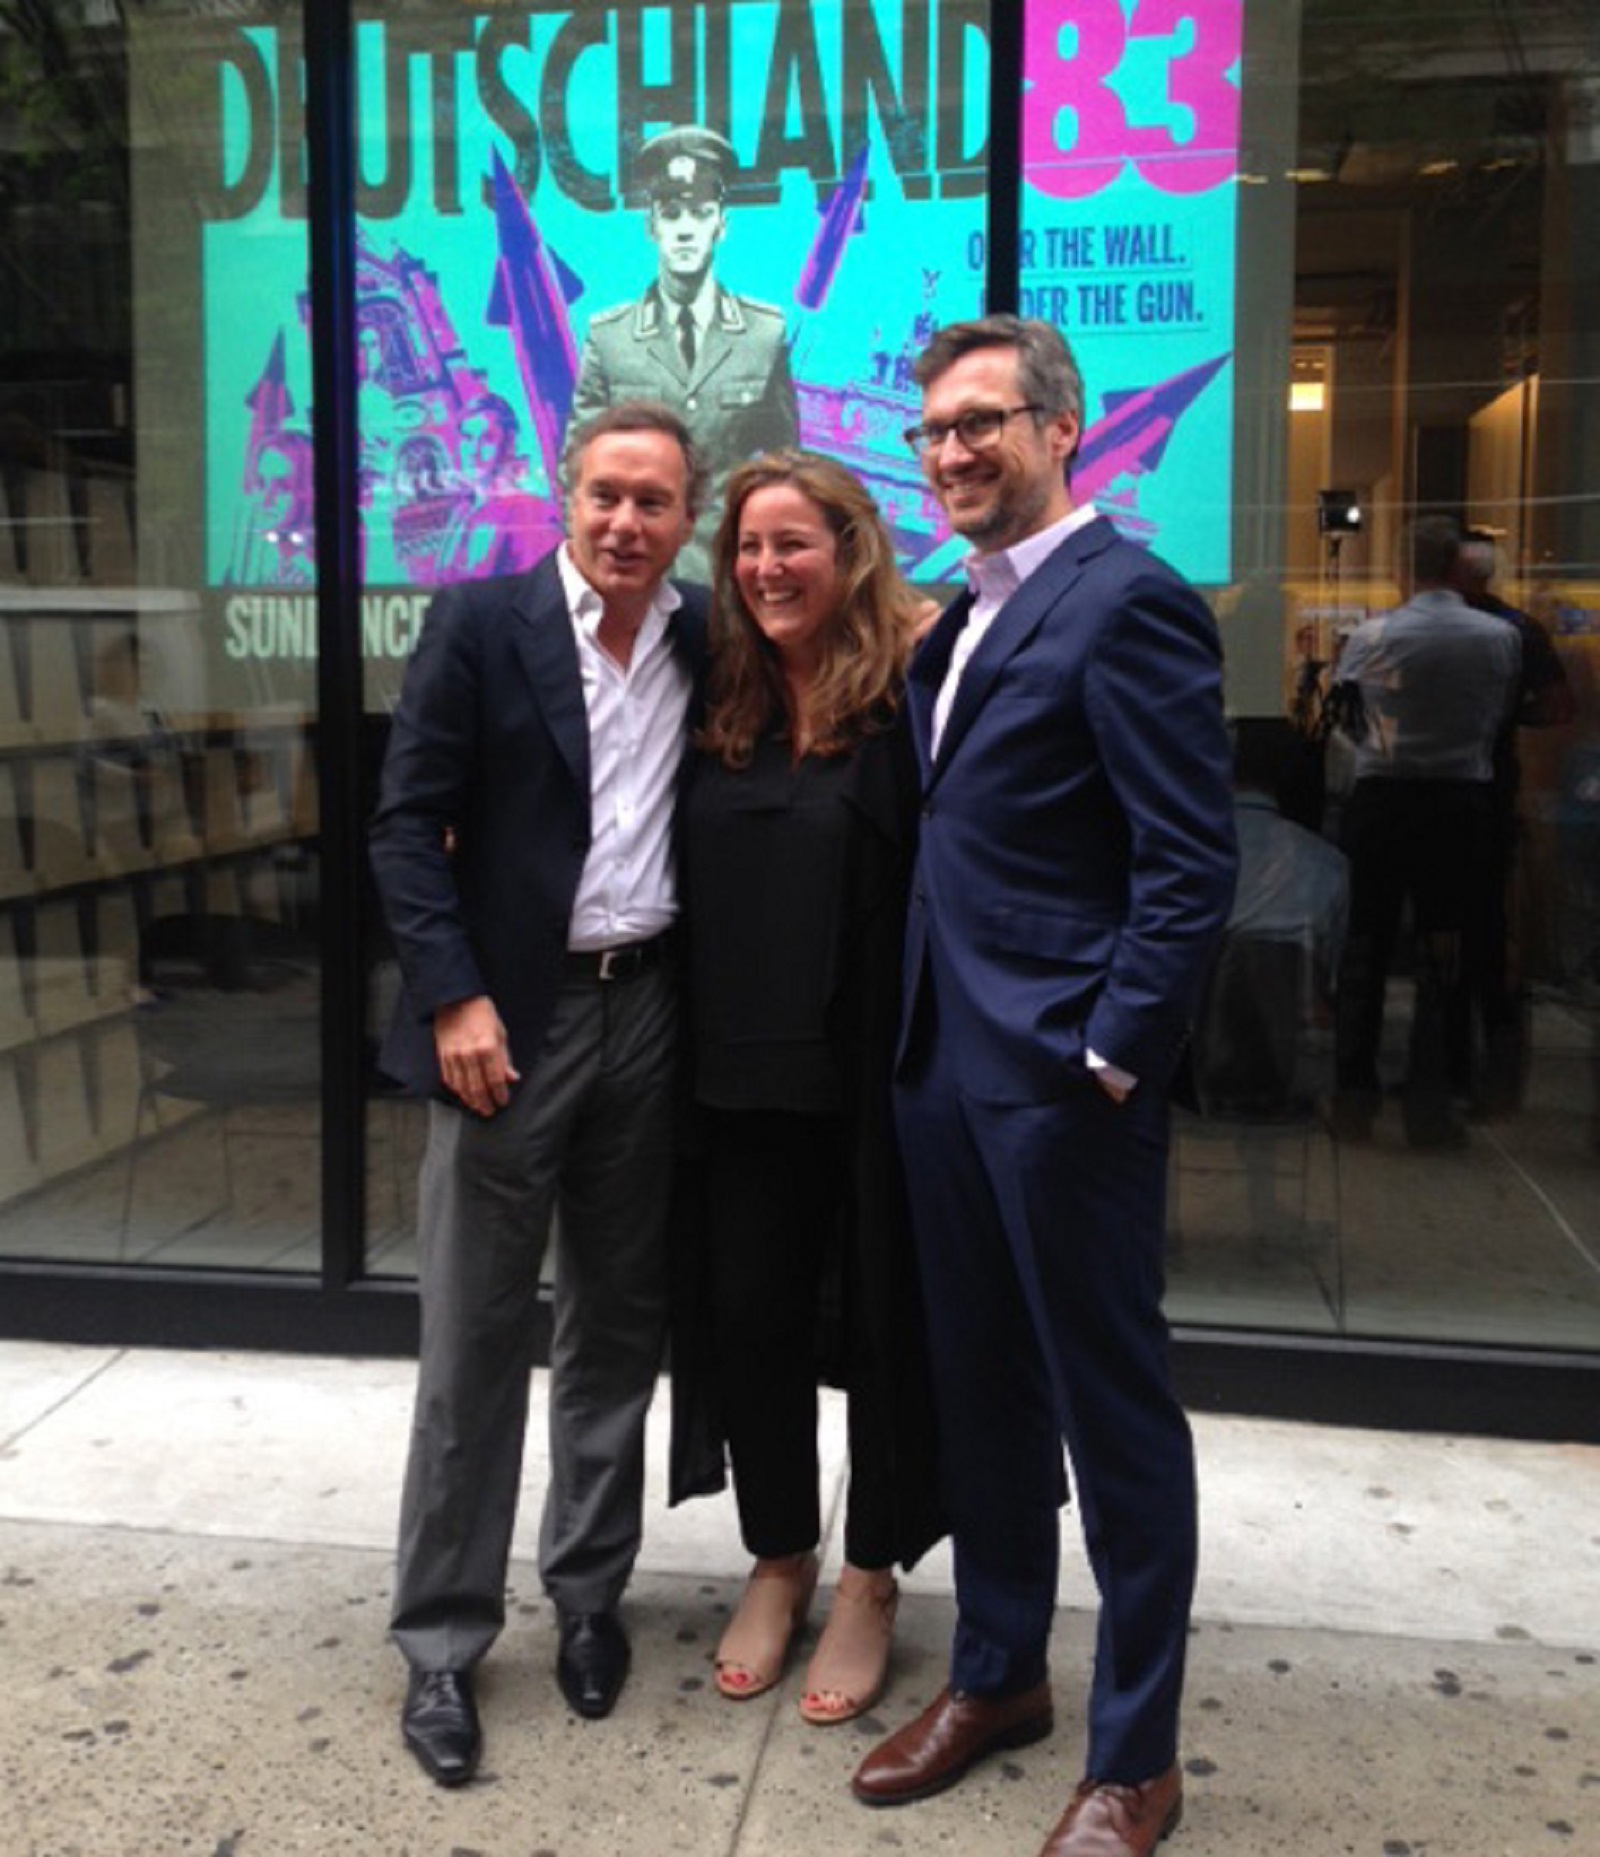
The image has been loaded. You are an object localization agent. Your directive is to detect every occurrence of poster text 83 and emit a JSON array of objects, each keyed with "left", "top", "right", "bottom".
[{"left": 1023, "top": 0, "right": 1242, "bottom": 200}]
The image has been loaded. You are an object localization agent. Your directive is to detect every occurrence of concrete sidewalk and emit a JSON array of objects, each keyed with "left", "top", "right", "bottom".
[{"left": 0, "top": 1342, "right": 1595, "bottom": 1856}]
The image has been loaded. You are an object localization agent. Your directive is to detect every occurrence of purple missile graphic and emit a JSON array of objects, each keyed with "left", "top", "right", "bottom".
[
  {"left": 243, "top": 330, "right": 293, "bottom": 488},
  {"left": 1071, "top": 353, "right": 1230, "bottom": 502},
  {"left": 486, "top": 148, "right": 582, "bottom": 495},
  {"left": 223, "top": 330, "right": 312, "bottom": 585},
  {"left": 795, "top": 145, "right": 870, "bottom": 312}
]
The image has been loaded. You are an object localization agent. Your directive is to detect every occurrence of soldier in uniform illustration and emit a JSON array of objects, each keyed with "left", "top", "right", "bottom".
[{"left": 572, "top": 125, "right": 798, "bottom": 581}]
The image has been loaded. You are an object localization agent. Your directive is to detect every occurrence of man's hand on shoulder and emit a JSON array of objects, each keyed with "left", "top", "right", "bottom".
[{"left": 434, "top": 995, "right": 519, "bottom": 1117}]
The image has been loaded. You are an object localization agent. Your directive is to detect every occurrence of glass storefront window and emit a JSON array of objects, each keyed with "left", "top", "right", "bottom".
[
  {"left": 1260, "top": 0, "right": 1600, "bottom": 1353},
  {"left": 1015, "top": 1, "right": 1600, "bottom": 1351},
  {"left": 3, "top": 1, "right": 1597, "bottom": 1387},
  {"left": 0, "top": 4, "right": 323, "bottom": 1270}
]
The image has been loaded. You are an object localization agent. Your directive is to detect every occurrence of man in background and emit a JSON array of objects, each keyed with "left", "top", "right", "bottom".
[{"left": 1332, "top": 516, "right": 1522, "bottom": 1145}]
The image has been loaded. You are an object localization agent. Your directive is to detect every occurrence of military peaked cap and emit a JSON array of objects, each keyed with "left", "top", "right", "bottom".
[{"left": 633, "top": 125, "right": 736, "bottom": 205}]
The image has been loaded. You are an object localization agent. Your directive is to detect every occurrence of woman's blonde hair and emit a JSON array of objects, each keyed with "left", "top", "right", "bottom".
[{"left": 700, "top": 450, "right": 921, "bottom": 767}]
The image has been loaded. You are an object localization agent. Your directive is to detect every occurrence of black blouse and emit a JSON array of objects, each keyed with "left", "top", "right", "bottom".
[{"left": 685, "top": 731, "right": 881, "bottom": 1114}]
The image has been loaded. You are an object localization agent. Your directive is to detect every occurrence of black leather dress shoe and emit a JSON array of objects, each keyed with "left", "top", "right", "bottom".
[
  {"left": 401, "top": 1668, "right": 480, "bottom": 1787},
  {"left": 556, "top": 1610, "right": 631, "bottom": 1719}
]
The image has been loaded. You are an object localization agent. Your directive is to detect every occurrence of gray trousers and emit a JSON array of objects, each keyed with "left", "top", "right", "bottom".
[{"left": 390, "top": 965, "right": 677, "bottom": 1673}]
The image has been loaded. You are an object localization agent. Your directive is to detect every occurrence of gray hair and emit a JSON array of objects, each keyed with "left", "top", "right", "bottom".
[
  {"left": 1457, "top": 528, "right": 1500, "bottom": 592},
  {"left": 560, "top": 400, "right": 707, "bottom": 517}
]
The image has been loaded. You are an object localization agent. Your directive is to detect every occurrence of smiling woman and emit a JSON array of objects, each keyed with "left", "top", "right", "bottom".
[
  {"left": 733, "top": 481, "right": 841, "bottom": 700},
  {"left": 674, "top": 449, "right": 942, "bottom": 1727},
  {"left": 699, "top": 451, "right": 918, "bottom": 765}
]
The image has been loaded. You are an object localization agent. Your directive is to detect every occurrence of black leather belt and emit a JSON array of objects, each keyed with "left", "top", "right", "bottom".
[{"left": 563, "top": 932, "right": 672, "bottom": 984}]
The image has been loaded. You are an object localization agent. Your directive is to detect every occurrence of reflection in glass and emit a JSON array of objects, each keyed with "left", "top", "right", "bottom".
[
  {"left": 0, "top": 5, "right": 321, "bottom": 1270},
  {"left": 1150, "top": 2, "right": 1600, "bottom": 1352}
]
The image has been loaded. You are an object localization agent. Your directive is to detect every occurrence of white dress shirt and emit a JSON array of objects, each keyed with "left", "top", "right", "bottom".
[
  {"left": 931, "top": 503, "right": 1102, "bottom": 757},
  {"left": 557, "top": 545, "right": 693, "bottom": 951},
  {"left": 1336, "top": 588, "right": 1521, "bottom": 783}
]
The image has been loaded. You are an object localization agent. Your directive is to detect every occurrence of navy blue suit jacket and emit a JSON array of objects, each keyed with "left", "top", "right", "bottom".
[
  {"left": 900, "top": 515, "right": 1237, "bottom": 1101},
  {"left": 370, "top": 551, "right": 709, "bottom": 1100}
]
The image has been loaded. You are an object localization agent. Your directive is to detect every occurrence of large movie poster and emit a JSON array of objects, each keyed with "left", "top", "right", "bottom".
[
  {"left": 148, "top": 1, "right": 1240, "bottom": 689},
  {"left": 197, "top": 2, "right": 990, "bottom": 677}
]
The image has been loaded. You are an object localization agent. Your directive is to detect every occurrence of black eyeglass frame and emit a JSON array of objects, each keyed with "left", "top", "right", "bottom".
[{"left": 903, "top": 402, "right": 1047, "bottom": 456}]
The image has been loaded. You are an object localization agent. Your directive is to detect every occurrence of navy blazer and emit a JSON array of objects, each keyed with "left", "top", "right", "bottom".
[
  {"left": 370, "top": 550, "right": 709, "bottom": 1100},
  {"left": 900, "top": 515, "right": 1237, "bottom": 1101}
]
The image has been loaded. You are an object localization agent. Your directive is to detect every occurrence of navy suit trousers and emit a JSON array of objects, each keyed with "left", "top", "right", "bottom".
[{"left": 895, "top": 1040, "right": 1196, "bottom": 1784}]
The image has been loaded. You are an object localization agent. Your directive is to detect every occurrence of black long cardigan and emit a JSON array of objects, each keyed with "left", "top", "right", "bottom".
[{"left": 666, "top": 708, "right": 946, "bottom": 1572}]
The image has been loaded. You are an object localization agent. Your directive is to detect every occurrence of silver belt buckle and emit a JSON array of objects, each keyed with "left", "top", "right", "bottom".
[{"left": 597, "top": 946, "right": 624, "bottom": 982}]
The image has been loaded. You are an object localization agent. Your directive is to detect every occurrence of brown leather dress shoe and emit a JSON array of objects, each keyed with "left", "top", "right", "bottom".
[
  {"left": 851, "top": 1681, "right": 1053, "bottom": 1806},
  {"left": 1038, "top": 1765, "right": 1183, "bottom": 1855}
]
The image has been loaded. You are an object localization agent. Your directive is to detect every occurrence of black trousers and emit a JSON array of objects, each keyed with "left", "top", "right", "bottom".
[
  {"left": 1335, "top": 777, "right": 1494, "bottom": 1102},
  {"left": 703, "top": 1108, "right": 897, "bottom": 1569},
  {"left": 1448, "top": 795, "right": 1524, "bottom": 1100}
]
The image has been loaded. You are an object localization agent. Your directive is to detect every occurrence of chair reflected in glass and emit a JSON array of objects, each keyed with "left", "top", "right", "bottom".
[
  {"left": 119, "top": 911, "right": 320, "bottom": 1255},
  {"left": 1170, "top": 730, "right": 1351, "bottom": 1327}
]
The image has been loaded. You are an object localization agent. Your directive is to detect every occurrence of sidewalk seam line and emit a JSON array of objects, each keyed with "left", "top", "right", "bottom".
[{"left": 0, "top": 1345, "right": 129, "bottom": 1456}]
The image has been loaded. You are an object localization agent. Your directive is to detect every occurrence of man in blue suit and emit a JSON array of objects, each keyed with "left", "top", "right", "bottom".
[
  {"left": 852, "top": 319, "right": 1236, "bottom": 1856},
  {"left": 370, "top": 402, "right": 708, "bottom": 1784}
]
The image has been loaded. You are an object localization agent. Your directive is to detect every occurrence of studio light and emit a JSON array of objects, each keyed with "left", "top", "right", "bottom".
[{"left": 1317, "top": 489, "right": 1362, "bottom": 535}]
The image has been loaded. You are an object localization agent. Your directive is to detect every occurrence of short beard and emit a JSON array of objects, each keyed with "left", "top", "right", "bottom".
[{"left": 947, "top": 473, "right": 1055, "bottom": 552}]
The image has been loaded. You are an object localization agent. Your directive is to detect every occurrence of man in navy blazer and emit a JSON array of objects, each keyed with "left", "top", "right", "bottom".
[
  {"left": 852, "top": 319, "right": 1236, "bottom": 1857},
  {"left": 370, "top": 402, "right": 708, "bottom": 1784}
]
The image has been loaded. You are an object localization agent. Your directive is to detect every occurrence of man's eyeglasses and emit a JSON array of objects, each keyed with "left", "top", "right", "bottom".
[{"left": 903, "top": 403, "right": 1044, "bottom": 457}]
